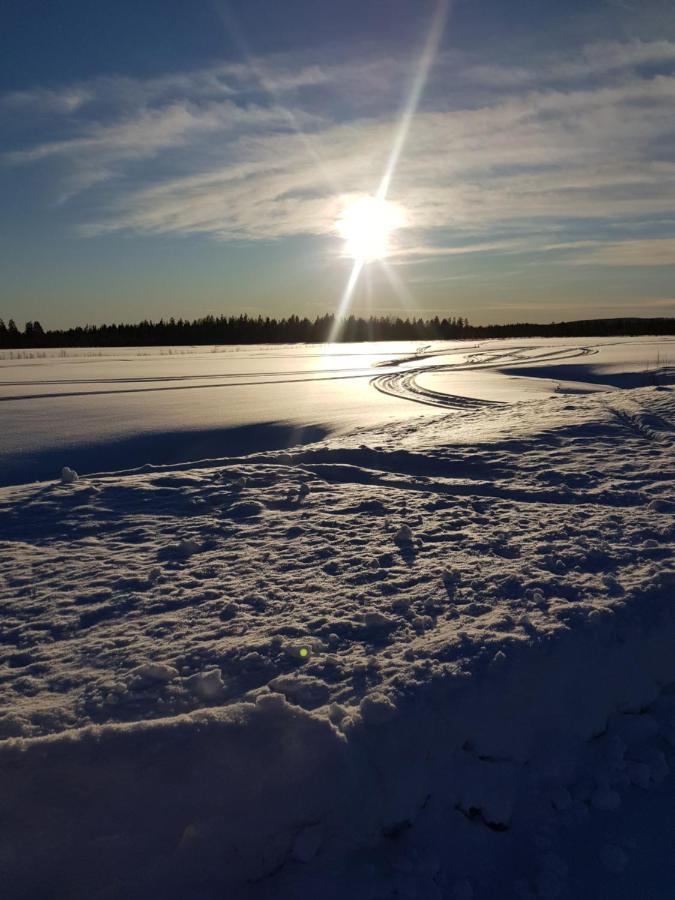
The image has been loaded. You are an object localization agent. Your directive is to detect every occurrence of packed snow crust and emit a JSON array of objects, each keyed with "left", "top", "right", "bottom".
[{"left": 0, "top": 342, "right": 674, "bottom": 898}]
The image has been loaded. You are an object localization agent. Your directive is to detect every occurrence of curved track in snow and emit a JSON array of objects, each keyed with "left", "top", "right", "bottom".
[{"left": 370, "top": 344, "right": 599, "bottom": 409}]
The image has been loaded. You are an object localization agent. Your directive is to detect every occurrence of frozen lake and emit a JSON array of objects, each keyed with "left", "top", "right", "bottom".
[{"left": 0, "top": 336, "right": 673, "bottom": 484}]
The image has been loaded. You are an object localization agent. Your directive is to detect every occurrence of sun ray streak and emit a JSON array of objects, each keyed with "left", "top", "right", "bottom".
[
  {"left": 376, "top": 0, "right": 451, "bottom": 203},
  {"left": 329, "top": 258, "right": 365, "bottom": 343},
  {"left": 333, "top": 0, "right": 450, "bottom": 327}
]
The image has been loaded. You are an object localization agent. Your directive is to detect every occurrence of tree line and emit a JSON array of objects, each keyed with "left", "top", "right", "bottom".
[{"left": 0, "top": 313, "right": 673, "bottom": 348}]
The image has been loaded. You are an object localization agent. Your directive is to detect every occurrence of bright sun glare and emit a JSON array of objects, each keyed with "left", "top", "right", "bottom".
[{"left": 337, "top": 196, "right": 405, "bottom": 261}]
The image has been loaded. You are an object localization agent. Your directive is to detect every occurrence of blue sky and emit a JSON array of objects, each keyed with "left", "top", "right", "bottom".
[{"left": 1, "top": 0, "right": 674, "bottom": 328}]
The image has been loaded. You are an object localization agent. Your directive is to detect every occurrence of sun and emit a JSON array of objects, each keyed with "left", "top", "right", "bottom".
[{"left": 336, "top": 195, "right": 405, "bottom": 261}]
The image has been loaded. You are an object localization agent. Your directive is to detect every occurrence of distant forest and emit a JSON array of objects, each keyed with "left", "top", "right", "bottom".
[{"left": 0, "top": 313, "right": 673, "bottom": 348}]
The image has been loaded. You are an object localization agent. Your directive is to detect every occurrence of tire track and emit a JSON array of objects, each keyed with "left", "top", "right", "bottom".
[{"left": 370, "top": 344, "right": 598, "bottom": 409}]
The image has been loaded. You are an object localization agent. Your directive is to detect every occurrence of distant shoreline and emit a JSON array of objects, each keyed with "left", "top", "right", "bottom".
[{"left": 0, "top": 314, "right": 673, "bottom": 349}]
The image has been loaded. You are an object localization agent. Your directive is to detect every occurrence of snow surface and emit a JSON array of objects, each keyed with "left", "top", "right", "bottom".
[
  {"left": 1, "top": 337, "right": 672, "bottom": 485},
  {"left": 0, "top": 337, "right": 674, "bottom": 898}
]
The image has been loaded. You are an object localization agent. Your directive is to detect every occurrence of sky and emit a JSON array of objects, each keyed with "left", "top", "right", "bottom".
[{"left": 1, "top": 0, "right": 675, "bottom": 329}]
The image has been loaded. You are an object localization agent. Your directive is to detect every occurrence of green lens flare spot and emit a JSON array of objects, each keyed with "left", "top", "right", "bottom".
[{"left": 299, "top": 647, "right": 309, "bottom": 658}]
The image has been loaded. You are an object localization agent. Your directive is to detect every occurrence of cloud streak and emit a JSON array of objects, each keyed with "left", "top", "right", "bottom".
[
  {"left": 567, "top": 237, "right": 675, "bottom": 266},
  {"left": 464, "top": 39, "right": 675, "bottom": 86},
  {"left": 2, "top": 39, "right": 675, "bottom": 267}
]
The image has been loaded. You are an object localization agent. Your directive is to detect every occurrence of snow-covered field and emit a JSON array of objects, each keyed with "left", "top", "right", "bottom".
[
  {"left": 1, "top": 337, "right": 670, "bottom": 485},
  {"left": 1, "top": 336, "right": 674, "bottom": 899}
]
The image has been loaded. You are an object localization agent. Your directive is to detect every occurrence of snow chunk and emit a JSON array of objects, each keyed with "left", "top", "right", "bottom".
[
  {"left": 254, "top": 691, "right": 288, "bottom": 712},
  {"left": 394, "top": 524, "right": 414, "bottom": 544},
  {"left": 359, "top": 692, "right": 396, "bottom": 725},
  {"left": 228, "top": 500, "right": 264, "bottom": 518},
  {"left": 60, "top": 466, "right": 79, "bottom": 484},
  {"left": 328, "top": 702, "right": 348, "bottom": 724},
  {"left": 169, "top": 538, "right": 201, "bottom": 558},
  {"left": 184, "top": 668, "right": 225, "bottom": 701},
  {"left": 240, "top": 651, "right": 267, "bottom": 670},
  {"left": 269, "top": 674, "right": 329, "bottom": 709},
  {"left": 220, "top": 601, "right": 239, "bottom": 620},
  {"left": 128, "top": 662, "right": 178, "bottom": 688},
  {"left": 362, "top": 610, "right": 397, "bottom": 637},
  {"left": 413, "top": 614, "right": 433, "bottom": 632}
]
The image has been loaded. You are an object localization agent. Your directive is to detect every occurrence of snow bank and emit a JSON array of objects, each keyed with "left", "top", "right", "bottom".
[
  {"left": 3, "top": 604, "right": 675, "bottom": 899},
  {"left": 1, "top": 381, "right": 673, "bottom": 897}
]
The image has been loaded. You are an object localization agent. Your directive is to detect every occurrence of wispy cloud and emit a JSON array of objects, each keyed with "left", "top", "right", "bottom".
[
  {"left": 2, "top": 39, "right": 675, "bottom": 263},
  {"left": 390, "top": 239, "right": 531, "bottom": 262},
  {"left": 6, "top": 100, "right": 311, "bottom": 166},
  {"left": 0, "top": 86, "right": 92, "bottom": 114},
  {"left": 464, "top": 39, "right": 675, "bottom": 86},
  {"left": 567, "top": 237, "right": 675, "bottom": 266},
  {"left": 77, "top": 73, "right": 675, "bottom": 244}
]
